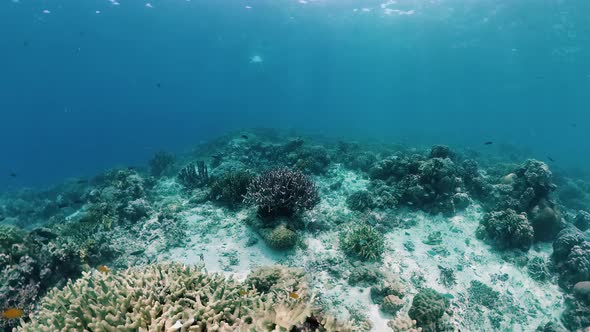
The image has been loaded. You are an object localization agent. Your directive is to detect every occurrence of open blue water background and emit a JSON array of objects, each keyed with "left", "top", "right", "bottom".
[{"left": 1, "top": 0, "right": 589, "bottom": 189}]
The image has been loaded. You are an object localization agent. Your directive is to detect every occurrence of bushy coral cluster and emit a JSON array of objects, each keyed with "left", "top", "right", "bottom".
[
  {"left": 245, "top": 167, "right": 319, "bottom": 218},
  {"left": 18, "top": 263, "right": 351, "bottom": 332},
  {"left": 339, "top": 224, "right": 385, "bottom": 261},
  {"left": 177, "top": 161, "right": 209, "bottom": 190},
  {"left": 209, "top": 169, "right": 254, "bottom": 208}
]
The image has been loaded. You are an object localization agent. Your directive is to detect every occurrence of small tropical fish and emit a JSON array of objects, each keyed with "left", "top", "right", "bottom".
[
  {"left": 241, "top": 135, "right": 249, "bottom": 139},
  {"left": 9, "top": 172, "right": 16, "bottom": 178},
  {"left": 97, "top": 265, "right": 110, "bottom": 273},
  {"left": 288, "top": 292, "right": 299, "bottom": 299},
  {"left": 484, "top": 141, "right": 493, "bottom": 145},
  {"left": 156, "top": 82, "right": 161, "bottom": 88},
  {"left": 239, "top": 290, "right": 248, "bottom": 296},
  {"left": 548, "top": 156, "right": 555, "bottom": 162},
  {"left": 2, "top": 308, "right": 24, "bottom": 319}
]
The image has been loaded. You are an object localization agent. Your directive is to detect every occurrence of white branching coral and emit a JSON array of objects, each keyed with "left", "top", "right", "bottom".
[{"left": 17, "top": 263, "right": 354, "bottom": 332}]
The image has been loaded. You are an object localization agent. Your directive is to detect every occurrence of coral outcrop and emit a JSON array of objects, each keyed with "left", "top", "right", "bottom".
[
  {"left": 263, "top": 224, "right": 298, "bottom": 250},
  {"left": 553, "top": 227, "right": 590, "bottom": 287},
  {"left": 408, "top": 288, "right": 450, "bottom": 332},
  {"left": 367, "top": 146, "right": 471, "bottom": 216},
  {"left": 476, "top": 209, "right": 534, "bottom": 250}
]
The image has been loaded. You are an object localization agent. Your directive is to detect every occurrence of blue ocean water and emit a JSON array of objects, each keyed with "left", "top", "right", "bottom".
[{"left": 1, "top": 0, "right": 589, "bottom": 189}]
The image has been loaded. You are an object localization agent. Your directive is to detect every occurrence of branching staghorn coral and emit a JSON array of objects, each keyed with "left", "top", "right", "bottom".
[
  {"left": 245, "top": 167, "right": 319, "bottom": 218},
  {"left": 340, "top": 224, "right": 385, "bottom": 261},
  {"left": 17, "top": 263, "right": 353, "bottom": 332}
]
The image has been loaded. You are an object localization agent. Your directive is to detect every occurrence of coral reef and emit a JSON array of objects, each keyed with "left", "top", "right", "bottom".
[
  {"left": 527, "top": 256, "right": 553, "bottom": 282},
  {"left": 339, "top": 223, "right": 385, "bottom": 261},
  {"left": 367, "top": 146, "right": 471, "bottom": 216},
  {"left": 87, "top": 168, "right": 154, "bottom": 226},
  {"left": 0, "top": 222, "right": 117, "bottom": 331},
  {"left": 291, "top": 145, "right": 332, "bottom": 174},
  {"left": 476, "top": 209, "right": 534, "bottom": 250},
  {"left": 407, "top": 288, "right": 450, "bottom": 332},
  {"left": 529, "top": 201, "right": 565, "bottom": 242},
  {"left": 347, "top": 191, "right": 376, "bottom": 212},
  {"left": 561, "top": 293, "right": 590, "bottom": 331},
  {"left": 370, "top": 279, "right": 406, "bottom": 316},
  {"left": 209, "top": 169, "right": 254, "bottom": 208},
  {"left": 481, "top": 159, "right": 564, "bottom": 241},
  {"left": 574, "top": 210, "right": 590, "bottom": 232},
  {"left": 177, "top": 161, "right": 209, "bottom": 190},
  {"left": 245, "top": 167, "right": 319, "bottom": 218},
  {"left": 388, "top": 315, "right": 422, "bottom": 332},
  {"left": 18, "top": 263, "right": 351, "bottom": 332},
  {"left": 381, "top": 294, "right": 404, "bottom": 315},
  {"left": 2, "top": 130, "right": 588, "bottom": 332},
  {"left": 245, "top": 265, "right": 307, "bottom": 294},
  {"left": 263, "top": 224, "right": 298, "bottom": 250},
  {"left": 553, "top": 227, "right": 590, "bottom": 287}
]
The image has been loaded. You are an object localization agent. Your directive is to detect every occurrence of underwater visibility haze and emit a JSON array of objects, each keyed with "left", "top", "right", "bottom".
[{"left": 1, "top": 0, "right": 590, "bottom": 331}]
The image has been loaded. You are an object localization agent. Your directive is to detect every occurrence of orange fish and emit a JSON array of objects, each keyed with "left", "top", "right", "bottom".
[
  {"left": 288, "top": 292, "right": 299, "bottom": 300},
  {"left": 2, "top": 308, "right": 24, "bottom": 319},
  {"left": 97, "top": 265, "right": 110, "bottom": 274}
]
